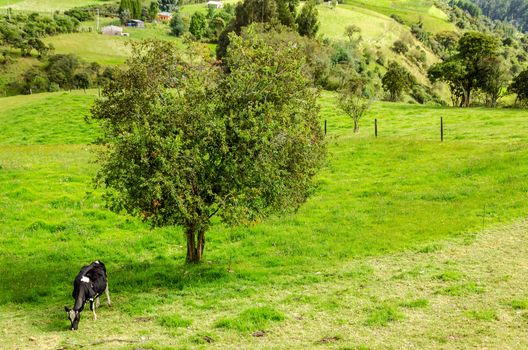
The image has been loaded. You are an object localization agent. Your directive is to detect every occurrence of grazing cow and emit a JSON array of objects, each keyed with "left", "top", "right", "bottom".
[{"left": 64, "top": 261, "right": 111, "bottom": 330}]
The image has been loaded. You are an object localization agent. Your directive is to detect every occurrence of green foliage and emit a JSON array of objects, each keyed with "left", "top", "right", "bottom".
[
  {"left": 382, "top": 61, "right": 415, "bottom": 102},
  {"left": 73, "top": 72, "right": 90, "bottom": 91},
  {"left": 458, "top": 31, "right": 499, "bottom": 61},
  {"left": 276, "top": 0, "right": 297, "bottom": 27},
  {"left": 478, "top": 57, "right": 510, "bottom": 107},
  {"left": 392, "top": 39, "right": 408, "bottom": 54},
  {"left": 470, "top": 0, "right": 528, "bottom": 32},
  {"left": 216, "top": 0, "right": 279, "bottom": 59},
  {"left": 214, "top": 307, "right": 285, "bottom": 332},
  {"left": 510, "top": 69, "right": 528, "bottom": 106},
  {"left": 189, "top": 12, "right": 207, "bottom": 40},
  {"left": 428, "top": 31, "right": 501, "bottom": 107},
  {"left": 148, "top": 2, "right": 160, "bottom": 21},
  {"left": 120, "top": 0, "right": 142, "bottom": 21},
  {"left": 337, "top": 90, "right": 371, "bottom": 133},
  {"left": 296, "top": 0, "right": 319, "bottom": 38},
  {"left": 13, "top": 53, "right": 102, "bottom": 94},
  {"left": 169, "top": 12, "right": 186, "bottom": 37},
  {"left": 344, "top": 25, "right": 361, "bottom": 42},
  {"left": 428, "top": 58, "right": 466, "bottom": 106},
  {"left": 64, "top": 8, "right": 94, "bottom": 22},
  {"left": 0, "top": 14, "right": 76, "bottom": 57},
  {"left": 237, "top": 23, "right": 331, "bottom": 90},
  {"left": 159, "top": 0, "right": 178, "bottom": 12},
  {"left": 90, "top": 36, "right": 326, "bottom": 262},
  {"left": 390, "top": 13, "right": 405, "bottom": 24},
  {"left": 410, "top": 21, "right": 429, "bottom": 43},
  {"left": 450, "top": 0, "right": 482, "bottom": 18}
]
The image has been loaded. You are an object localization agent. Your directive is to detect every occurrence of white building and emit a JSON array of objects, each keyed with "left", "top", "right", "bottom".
[
  {"left": 101, "top": 25, "right": 123, "bottom": 36},
  {"left": 207, "top": 1, "right": 223, "bottom": 8}
]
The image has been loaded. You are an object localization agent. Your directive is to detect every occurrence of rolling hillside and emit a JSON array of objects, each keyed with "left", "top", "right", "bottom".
[{"left": 1, "top": 0, "right": 457, "bottom": 95}]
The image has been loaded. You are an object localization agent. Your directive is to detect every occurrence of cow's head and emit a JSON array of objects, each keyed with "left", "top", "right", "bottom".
[{"left": 64, "top": 306, "right": 80, "bottom": 330}]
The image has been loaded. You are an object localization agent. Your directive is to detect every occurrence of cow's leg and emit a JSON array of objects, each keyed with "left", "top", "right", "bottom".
[
  {"left": 92, "top": 302, "right": 97, "bottom": 320},
  {"left": 105, "top": 284, "right": 111, "bottom": 307},
  {"left": 96, "top": 296, "right": 100, "bottom": 308}
]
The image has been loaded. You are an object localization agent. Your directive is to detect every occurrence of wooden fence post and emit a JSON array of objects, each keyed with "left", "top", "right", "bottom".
[{"left": 441, "top": 117, "right": 444, "bottom": 142}]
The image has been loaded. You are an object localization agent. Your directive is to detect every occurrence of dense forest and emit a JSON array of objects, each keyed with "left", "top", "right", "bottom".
[{"left": 465, "top": 0, "right": 528, "bottom": 32}]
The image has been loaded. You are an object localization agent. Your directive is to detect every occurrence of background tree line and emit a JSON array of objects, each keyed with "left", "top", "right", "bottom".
[
  {"left": 468, "top": 0, "right": 528, "bottom": 32},
  {"left": 0, "top": 13, "right": 78, "bottom": 60},
  {"left": 11, "top": 54, "right": 115, "bottom": 94}
]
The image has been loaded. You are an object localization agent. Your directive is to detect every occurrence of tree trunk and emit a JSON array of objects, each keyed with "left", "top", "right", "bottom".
[
  {"left": 353, "top": 119, "right": 359, "bottom": 133},
  {"left": 462, "top": 84, "right": 471, "bottom": 107},
  {"left": 186, "top": 227, "right": 205, "bottom": 263}
]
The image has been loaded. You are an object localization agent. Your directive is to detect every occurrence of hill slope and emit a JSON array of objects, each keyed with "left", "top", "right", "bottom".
[{"left": 1, "top": 0, "right": 457, "bottom": 95}]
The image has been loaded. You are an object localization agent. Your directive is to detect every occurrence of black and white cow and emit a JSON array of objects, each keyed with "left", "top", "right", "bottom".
[{"left": 64, "top": 261, "right": 111, "bottom": 330}]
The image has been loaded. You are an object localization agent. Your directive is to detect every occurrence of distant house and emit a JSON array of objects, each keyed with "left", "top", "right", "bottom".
[
  {"left": 158, "top": 12, "right": 173, "bottom": 21},
  {"left": 101, "top": 25, "right": 123, "bottom": 36},
  {"left": 207, "top": 1, "right": 223, "bottom": 8},
  {"left": 127, "top": 19, "right": 145, "bottom": 28}
]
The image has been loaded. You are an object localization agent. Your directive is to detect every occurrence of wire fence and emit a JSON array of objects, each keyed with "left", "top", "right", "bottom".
[{"left": 324, "top": 112, "right": 528, "bottom": 143}]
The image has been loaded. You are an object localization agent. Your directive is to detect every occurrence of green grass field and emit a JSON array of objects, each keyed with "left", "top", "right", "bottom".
[
  {"left": 43, "top": 23, "right": 184, "bottom": 66},
  {"left": 345, "top": 0, "right": 454, "bottom": 33},
  {"left": 0, "top": 0, "right": 115, "bottom": 12},
  {"left": 0, "top": 90, "right": 527, "bottom": 348}
]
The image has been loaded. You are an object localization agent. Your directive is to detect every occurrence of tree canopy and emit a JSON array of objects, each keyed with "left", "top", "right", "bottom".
[
  {"left": 510, "top": 69, "right": 528, "bottom": 105},
  {"left": 382, "top": 61, "right": 415, "bottom": 102},
  {"left": 296, "top": 0, "right": 319, "bottom": 38},
  {"left": 428, "top": 31, "right": 500, "bottom": 107},
  {"left": 90, "top": 35, "right": 326, "bottom": 263}
]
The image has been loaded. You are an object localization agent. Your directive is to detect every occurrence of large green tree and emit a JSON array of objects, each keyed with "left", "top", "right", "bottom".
[
  {"left": 216, "top": 0, "right": 278, "bottom": 59},
  {"left": 296, "top": 0, "right": 319, "bottom": 38},
  {"left": 90, "top": 36, "right": 326, "bottom": 263},
  {"left": 428, "top": 31, "right": 500, "bottom": 107},
  {"left": 119, "top": 0, "right": 142, "bottom": 20},
  {"left": 169, "top": 12, "right": 185, "bottom": 37},
  {"left": 189, "top": 12, "right": 207, "bottom": 40},
  {"left": 510, "top": 69, "right": 528, "bottom": 106},
  {"left": 158, "top": 0, "right": 177, "bottom": 12},
  {"left": 478, "top": 57, "right": 509, "bottom": 107},
  {"left": 428, "top": 58, "right": 467, "bottom": 106},
  {"left": 382, "top": 61, "right": 414, "bottom": 102}
]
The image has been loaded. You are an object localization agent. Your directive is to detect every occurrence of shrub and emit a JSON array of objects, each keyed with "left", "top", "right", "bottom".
[
  {"left": 390, "top": 14, "right": 405, "bottom": 24},
  {"left": 392, "top": 40, "right": 408, "bottom": 54}
]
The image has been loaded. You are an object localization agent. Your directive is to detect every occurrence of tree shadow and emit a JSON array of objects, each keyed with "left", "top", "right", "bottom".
[{"left": 0, "top": 253, "right": 232, "bottom": 307}]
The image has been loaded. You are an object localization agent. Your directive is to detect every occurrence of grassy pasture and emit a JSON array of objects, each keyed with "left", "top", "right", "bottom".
[
  {"left": 345, "top": 0, "right": 455, "bottom": 33},
  {"left": 0, "top": 0, "right": 115, "bottom": 12},
  {"left": 43, "top": 23, "right": 185, "bottom": 66},
  {"left": 0, "top": 90, "right": 527, "bottom": 348}
]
